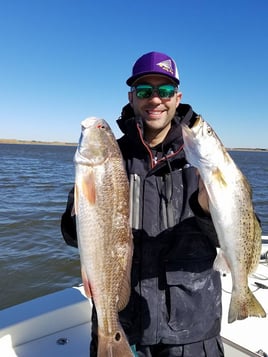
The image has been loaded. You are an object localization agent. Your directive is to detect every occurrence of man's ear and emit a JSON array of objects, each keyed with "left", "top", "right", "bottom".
[{"left": 176, "top": 91, "right": 182, "bottom": 108}]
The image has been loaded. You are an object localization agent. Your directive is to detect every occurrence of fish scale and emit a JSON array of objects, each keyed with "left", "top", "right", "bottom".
[
  {"left": 181, "top": 115, "right": 266, "bottom": 324},
  {"left": 74, "top": 117, "right": 133, "bottom": 356}
]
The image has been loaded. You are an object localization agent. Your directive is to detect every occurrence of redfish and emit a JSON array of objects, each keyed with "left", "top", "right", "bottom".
[{"left": 74, "top": 117, "right": 133, "bottom": 356}]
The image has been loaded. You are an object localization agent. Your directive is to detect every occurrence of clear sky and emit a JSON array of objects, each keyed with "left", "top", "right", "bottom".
[{"left": 0, "top": 0, "right": 267, "bottom": 148}]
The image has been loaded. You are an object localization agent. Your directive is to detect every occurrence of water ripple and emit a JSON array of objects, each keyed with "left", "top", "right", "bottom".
[{"left": 0, "top": 144, "right": 267, "bottom": 310}]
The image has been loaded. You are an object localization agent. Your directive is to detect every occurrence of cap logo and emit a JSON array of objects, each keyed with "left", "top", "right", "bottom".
[{"left": 156, "top": 59, "right": 174, "bottom": 75}]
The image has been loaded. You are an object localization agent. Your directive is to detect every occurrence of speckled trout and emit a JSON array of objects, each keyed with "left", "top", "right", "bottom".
[
  {"left": 181, "top": 116, "right": 266, "bottom": 323},
  {"left": 74, "top": 117, "right": 133, "bottom": 356}
]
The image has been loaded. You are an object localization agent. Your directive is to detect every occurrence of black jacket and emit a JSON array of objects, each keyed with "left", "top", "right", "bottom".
[{"left": 61, "top": 103, "right": 222, "bottom": 346}]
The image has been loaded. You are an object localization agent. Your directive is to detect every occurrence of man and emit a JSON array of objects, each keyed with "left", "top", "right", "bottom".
[{"left": 61, "top": 51, "right": 224, "bottom": 356}]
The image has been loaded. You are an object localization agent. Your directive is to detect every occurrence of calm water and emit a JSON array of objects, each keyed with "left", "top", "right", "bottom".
[{"left": 0, "top": 144, "right": 267, "bottom": 310}]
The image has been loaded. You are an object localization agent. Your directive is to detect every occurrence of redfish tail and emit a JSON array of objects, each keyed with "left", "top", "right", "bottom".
[
  {"left": 98, "top": 328, "right": 133, "bottom": 357},
  {"left": 228, "top": 288, "right": 266, "bottom": 323}
]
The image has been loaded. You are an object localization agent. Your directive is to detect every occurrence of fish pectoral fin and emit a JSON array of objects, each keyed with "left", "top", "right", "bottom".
[
  {"left": 212, "top": 168, "right": 227, "bottom": 187},
  {"left": 82, "top": 171, "right": 96, "bottom": 204},
  {"left": 81, "top": 266, "right": 92, "bottom": 298},
  {"left": 213, "top": 249, "right": 230, "bottom": 273}
]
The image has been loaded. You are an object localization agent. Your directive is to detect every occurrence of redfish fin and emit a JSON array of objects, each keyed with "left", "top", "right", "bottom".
[
  {"left": 228, "top": 288, "right": 266, "bottom": 323},
  {"left": 81, "top": 266, "right": 92, "bottom": 298},
  {"left": 98, "top": 328, "right": 133, "bottom": 357},
  {"left": 82, "top": 172, "right": 96, "bottom": 204}
]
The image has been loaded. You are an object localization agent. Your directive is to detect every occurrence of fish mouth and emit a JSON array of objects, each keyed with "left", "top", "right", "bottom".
[
  {"left": 181, "top": 115, "right": 204, "bottom": 140},
  {"left": 181, "top": 122, "right": 193, "bottom": 138},
  {"left": 192, "top": 115, "right": 203, "bottom": 129},
  {"left": 181, "top": 116, "right": 203, "bottom": 136},
  {"left": 81, "top": 117, "right": 105, "bottom": 130}
]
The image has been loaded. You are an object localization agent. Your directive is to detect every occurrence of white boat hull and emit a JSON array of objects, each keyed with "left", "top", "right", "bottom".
[
  {"left": 0, "top": 286, "right": 92, "bottom": 357},
  {"left": 1, "top": 238, "right": 268, "bottom": 357}
]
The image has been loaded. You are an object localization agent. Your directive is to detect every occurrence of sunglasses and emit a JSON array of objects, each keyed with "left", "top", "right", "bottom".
[{"left": 131, "top": 84, "right": 178, "bottom": 99}]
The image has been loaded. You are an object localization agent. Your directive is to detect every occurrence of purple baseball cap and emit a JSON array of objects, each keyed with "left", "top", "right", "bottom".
[{"left": 126, "top": 51, "right": 180, "bottom": 86}]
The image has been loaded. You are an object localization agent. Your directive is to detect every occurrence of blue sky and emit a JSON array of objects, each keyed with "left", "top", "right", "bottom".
[{"left": 0, "top": 0, "right": 267, "bottom": 148}]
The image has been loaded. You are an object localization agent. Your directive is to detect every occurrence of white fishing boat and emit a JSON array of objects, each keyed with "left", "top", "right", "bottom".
[
  {"left": 221, "top": 237, "right": 268, "bottom": 357},
  {"left": 1, "top": 237, "right": 268, "bottom": 357}
]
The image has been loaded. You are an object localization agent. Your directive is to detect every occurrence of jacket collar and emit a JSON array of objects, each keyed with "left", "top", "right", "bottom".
[{"left": 116, "top": 103, "right": 196, "bottom": 152}]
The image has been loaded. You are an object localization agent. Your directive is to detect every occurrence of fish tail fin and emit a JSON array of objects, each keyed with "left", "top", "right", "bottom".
[
  {"left": 228, "top": 288, "right": 266, "bottom": 323},
  {"left": 98, "top": 327, "right": 133, "bottom": 357}
]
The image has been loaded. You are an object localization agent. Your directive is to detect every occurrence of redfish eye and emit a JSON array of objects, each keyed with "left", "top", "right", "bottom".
[{"left": 96, "top": 124, "right": 105, "bottom": 129}]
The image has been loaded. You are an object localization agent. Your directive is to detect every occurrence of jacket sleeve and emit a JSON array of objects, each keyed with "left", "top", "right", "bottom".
[
  {"left": 61, "top": 187, "right": 78, "bottom": 248},
  {"left": 189, "top": 190, "right": 220, "bottom": 247}
]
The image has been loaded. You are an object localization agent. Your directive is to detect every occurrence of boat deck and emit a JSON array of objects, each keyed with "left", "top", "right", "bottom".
[
  {"left": 1, "top": 241, "right": 268, "bottom": 356},
  {"left": 220, "top": 243, "right": 268, "bottom": 356},
  {"left": 0, "top": 286, "right": 91, "bottom": 357}
]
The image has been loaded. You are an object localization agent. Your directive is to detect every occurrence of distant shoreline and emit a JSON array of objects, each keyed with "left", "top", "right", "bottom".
[
  {"left": 0, "top": 138, "right": 267, "bottom": 152},
  {"left": 0, "top": 138, "right": 77, "bottom": 147}
]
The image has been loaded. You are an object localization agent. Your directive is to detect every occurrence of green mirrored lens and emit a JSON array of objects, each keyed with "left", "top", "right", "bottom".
[
  {"left": 158, "top": 85, "right": 175, "bottom": 98},
  {"left": 134, "top": 84, "right": 177, "bottom": 99},
  {"left": 135, "top": 85, "right": 153, "bottom": 99}
]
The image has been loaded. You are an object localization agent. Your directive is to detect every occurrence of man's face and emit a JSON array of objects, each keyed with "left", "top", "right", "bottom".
[{"left": 128, "top": 75, "right": 182, "bottom": 137}]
